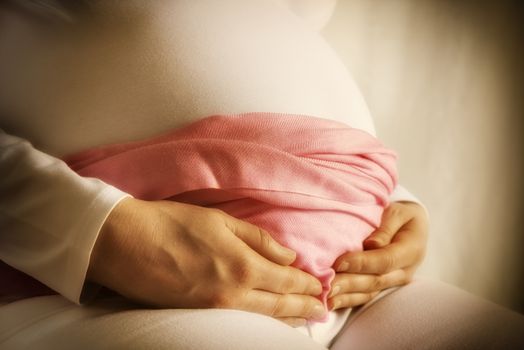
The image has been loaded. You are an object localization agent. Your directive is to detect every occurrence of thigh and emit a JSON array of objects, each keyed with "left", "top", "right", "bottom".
[
  {"left": 0, "top": 296, "right": 326, "bottom": 350},
  {"left": 330, "top": 278, "right": 524, "bottom": 350}
]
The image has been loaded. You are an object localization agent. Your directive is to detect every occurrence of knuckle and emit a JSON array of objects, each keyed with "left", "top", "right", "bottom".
[
  {"left": 205, "top": 208, "right": 228, "bottom": 225},
  {"left": 269, "top": 296, "right": 286, "bottom": 317},
  {"left": 257, "top": 228, "right": 272, "bottom": 250},
  {"left": 355, "top": 255, "right": 366, "bottom": 272},
  {"left": 368, "top": 292, "right": 379, "bottom": 302},
  {"left": 389, "top": 205, "right": 406, "bottom": 220},
  {"left": 233, "top": 260, "right": 255, "bottom": 286},
  {"left": 371, "top": 276, "right": 384, "bottom": 291},
  {"left": 374, "top": 229, "right": 387, "bottom": 238},
  {"left": 348, "top": 297, "right": 362, "bottom": 308},
  {"left": 375, "top": 230, "right": 392, "bottom": 241},
  {"left": 330, "top": 296, "right": 341, "bottom": 310},
  {"left": 347, "top": 254, "right": 364, "bottom": 272},
  {"left": 208, "top": 289, "right": 234, "bottom": 308},
  {"left": 357, "top": 293, "right": 374, "bottom": 307},
  {"left": 302, "top": 299, "right": 317, "bottom": 318},
  {"left": 278, "top": 268, "right": 296, "bottom": 292},
  {"left": 380, "top": 253, "right": 395, "bottom": 274},
  {"left": 339, "top": 295, "right": 355, "bottom": 308}
]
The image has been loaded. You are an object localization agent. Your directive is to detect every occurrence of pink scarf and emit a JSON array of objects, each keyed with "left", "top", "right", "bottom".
[
  {"left": 1, "top": 113, "right": 397, "bottom": 311},
  {"left": 67, "top": 113, "right": 398, "bottom": 307}
]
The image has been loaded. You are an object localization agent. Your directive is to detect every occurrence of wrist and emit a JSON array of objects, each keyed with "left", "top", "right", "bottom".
[{"left": 86, "top": 197, "right": 136, "bottom": 285}]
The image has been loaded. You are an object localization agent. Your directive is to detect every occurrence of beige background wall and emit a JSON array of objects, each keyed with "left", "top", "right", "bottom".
[{"left": 322, "top": 0, "right": 524, "bottom": 313}]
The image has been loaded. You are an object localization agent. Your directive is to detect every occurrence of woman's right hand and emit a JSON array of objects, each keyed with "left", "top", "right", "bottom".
[{"left": 87, "top": 197, "right": 325, "bottom": 326}]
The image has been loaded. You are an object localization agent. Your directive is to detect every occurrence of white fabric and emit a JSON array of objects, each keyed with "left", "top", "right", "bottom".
[
  {"left": 1, "top": 279, "right": 523, "bottom": 349},
  {"left": 0, "top": 0, "right": 374, "bottom": 157},
  {"left": 0, "top": 130, "right": 129, "bottom": 304}
]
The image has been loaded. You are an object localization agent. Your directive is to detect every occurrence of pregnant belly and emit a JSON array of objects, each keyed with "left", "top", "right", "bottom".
[{"left": 0, "top": 0, "right": 374, "bottom": 157}]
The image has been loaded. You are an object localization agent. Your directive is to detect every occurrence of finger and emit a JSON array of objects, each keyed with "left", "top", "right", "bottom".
[
  {"left": 276, "top": 317, "right": 307, "bottom": 328},
  {"left": 328, "top": 292, "right": 379, "bottom": 310},
  {"left": 229, "top": 217, "right": 296, "bottom": 266},
  {"left": 242, "top": 289, "right": 326, "bottom": 320},
  {"left": 334, "top": 239, "right": 417, "bottom": 274},
  {"left": 364, "top": 204, "right": 411, "bottom": 249},
  {"left": 255, "top": 260, "right": 323, "bottom": 296},
  {"left": 329, "top": 269, "right": 408, "bottom": 297},
  {"left": 334, "top": 217, "right": 426, "bottom": 274}
]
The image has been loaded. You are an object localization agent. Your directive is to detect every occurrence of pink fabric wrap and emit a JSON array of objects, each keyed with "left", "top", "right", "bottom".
[
  {"left": 1, "top": 113, "right": 398, "bottom": 310},
  {"left": 67, "top": 113, "right": 398, "bottom": 307}
]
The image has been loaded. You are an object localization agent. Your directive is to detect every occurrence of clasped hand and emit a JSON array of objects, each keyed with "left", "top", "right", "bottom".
[
  {"left": 328, "top": 202, "right": 429, "bottom": 310},
  {"left": 88, "top": 199, "right": 428, "bottom": 326},
  {"left": 88, "top": 198, "right": 325, "bottom": 327}
]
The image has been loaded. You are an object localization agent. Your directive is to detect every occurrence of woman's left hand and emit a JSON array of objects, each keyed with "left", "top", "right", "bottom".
[{"left": 328, "top": 201, "right": 429, "bottom": 310}]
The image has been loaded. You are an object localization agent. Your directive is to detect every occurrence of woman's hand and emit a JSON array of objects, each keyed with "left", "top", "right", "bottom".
[
  {"left": 328, "top": 201, "right": 429, "bottom": 310},
  {"left": 87, "top": 198, "right": 325, "bottom": 326}
]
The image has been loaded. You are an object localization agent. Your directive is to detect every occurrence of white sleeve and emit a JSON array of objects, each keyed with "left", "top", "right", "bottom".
[
  {"left": 389, "top": 184, "right": 429, "bottom": 217},
  {"left": 0, "top": 130, "right": 130, "bottom": 303},
  {"left": 389, "top": 184, "right": 420, "bottom": 204}
]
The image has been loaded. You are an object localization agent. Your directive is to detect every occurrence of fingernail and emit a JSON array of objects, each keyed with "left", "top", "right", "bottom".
[
  {"left": 329, "top": 285, "right": 341, "bottom": 298},
  {"left": 312, "top": 304, "right": 327, "bottom": 319},
  {"left": 365, "top": 238, "right": 384, "bottom": 248},
  {"left": 316, "top": 283, "right": 323, "bottom": 295},
  {"left": 282, "top": 247, "right": 296, "bottom": 257},
  {"left": 311, "top": 280, "right": 323, "bottom": 296},
  {"left": 281, "top": 248, "right": 297, "bottom": 261},
  {"left": 337, "top": 261, "right": 348, "bottom": 272}
]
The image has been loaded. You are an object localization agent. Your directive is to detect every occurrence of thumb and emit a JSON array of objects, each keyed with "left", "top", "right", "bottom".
[
  {"left": 364, "top": 203, "right": 409, "bottom": 250},
  {"left": 229, "top": 218, "right": 297, "bottom": 266}
]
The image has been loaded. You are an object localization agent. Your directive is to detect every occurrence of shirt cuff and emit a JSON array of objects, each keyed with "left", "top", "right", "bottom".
[
  {"left": 0, "top": 130, "right": 131, "bottom": 304},
  {"left": 72, "top": 188, "right": 131, "bottom": 304},
  {"left": 389, "top": 184, "right": 429, "bottom": 218}
]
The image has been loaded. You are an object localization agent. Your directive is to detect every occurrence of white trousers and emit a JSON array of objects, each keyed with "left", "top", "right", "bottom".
[{"left": 1, "top": 279, "right": 523, "bottom": 349}]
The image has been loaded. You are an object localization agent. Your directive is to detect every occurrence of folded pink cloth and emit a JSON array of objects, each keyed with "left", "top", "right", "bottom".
[
  {"left": 66, "top": 113, "right": 398, "bottom": 310},
  {"left": 1, "top": 113, "right": 397, "bottom": 312}
]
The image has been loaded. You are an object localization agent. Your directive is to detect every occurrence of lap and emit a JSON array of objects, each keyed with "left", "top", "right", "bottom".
[
  {"left": 332, "top": 278, "right": 524, "bottom": 349},
  {"left": 0, "top": 295, "right": 325, "bottom": 350},
  {"left": 2, "top": 279, "right": 523, "bottom": 349}
]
